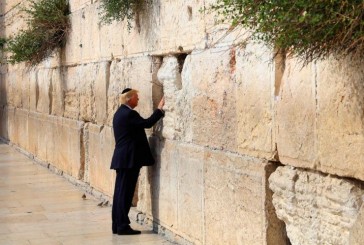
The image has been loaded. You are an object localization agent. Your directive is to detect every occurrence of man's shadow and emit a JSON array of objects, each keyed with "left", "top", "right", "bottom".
[{"left": 147, "top": 120, "right": 165, "bottom": 232}]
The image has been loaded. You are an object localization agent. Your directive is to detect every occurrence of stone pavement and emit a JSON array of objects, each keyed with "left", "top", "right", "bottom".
[{"left": 0, "top": 142, "right": 175, "bottom": 245}]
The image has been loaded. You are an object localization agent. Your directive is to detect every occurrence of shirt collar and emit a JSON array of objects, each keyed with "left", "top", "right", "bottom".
[{"left": 124, "top": 104, "right": 133, "bottom": 110}]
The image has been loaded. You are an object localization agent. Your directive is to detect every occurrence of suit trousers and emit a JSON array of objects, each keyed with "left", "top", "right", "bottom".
[{"left": 112, "top": 167, "right": 140, "bottom": 231}]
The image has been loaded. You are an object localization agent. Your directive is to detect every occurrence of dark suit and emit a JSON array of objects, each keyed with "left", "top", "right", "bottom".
[{"left": 111, "top": 104, "right": 164, "bottom": 232}]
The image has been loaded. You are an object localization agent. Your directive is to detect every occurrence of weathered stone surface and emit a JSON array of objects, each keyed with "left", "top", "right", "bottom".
[
  {"left": 0, "top": 0, "right": 22, "bottom": 15},
  {"left": 80, "top": 5, "right": 100, "bottom": 62},
  {"left": 36, "top": 69, "right": 52, "bottom": 114},
  {"left": 148, "top": 139, "right": 178, "bottom": 229},
  {"left": 6, "top": 69, "right": 22, "bottom": 108},
  {"left": 95, "top": 61, "right": 110, "bottom": 125},
  {"left": 0, "top": 73, "right": 7, "bottom": 106},
  {"left": 349, "top": 203, "right": 364, "bottom": 245},
  {"left": 0, "top": 106, "right": 8, "bottom": 140},
  {"left": 55, "top": 117, "right": 84, "bottom": 178},
  {"left": 87, "top": 123, "right": 115, "bottom": 195},
  {"left": 151, "top": 1, "right": 206, "bottom": 52},
  {"left": 63, "top": 66, "right": 80, "bottom": 120},
  {"left": 27, "top": 112, "right": 84, "bottom": 178},
  {"left": 275, "top": 59, "right": 316, "bottom": 167},
  {"left": 234, "top": 43, "right": 274, "bottom": 158},
  {"left": 68, "top": 0, "right": 91, "bottom": 14},
  {"left": 20, "top": 70, "right": 30, "bottom": 110},
  {"left": 204, "top": 150, "right": 274, "bottom": 245},
  {"left": 50, "top": 68, "right": 64, "bottom": 116},
  {"left": 316, "top": 58, "right": 364, "bottom": 180},
  {"left": 79, "top": 63, "right": 96, "bottom": 122},
  {"left": 188, "top": 49, "right": 235, "bottom": 152},
  {"left": 157, "top": 56, "right": 182, "bottom": 140},
  {"left": 269, "top": 166, "right": 364, "bottom": 245},
  {"left": 11, "top": 109, "right": 29, "bottom": 150},
  {"left": 28, "top": 71, "right": 38, "bottom": 112},
  {"left": 63, "top": 11, "right": 83, "bottom": 66}
]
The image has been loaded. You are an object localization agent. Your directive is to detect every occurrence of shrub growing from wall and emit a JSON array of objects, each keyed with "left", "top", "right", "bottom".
[
  {"left": 6, "top": 0, "right": 70, "bottom": 66},
  {"left": 99, "top": 0, "right": 150, "bottom": 29},
  {"left": 209, "top": 0, "right": 364, "bottom": 64}
]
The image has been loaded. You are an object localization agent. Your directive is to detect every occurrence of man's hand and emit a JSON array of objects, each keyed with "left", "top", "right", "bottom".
[{"left": 158, "top": 96, "right": 165, "bottom": 110}]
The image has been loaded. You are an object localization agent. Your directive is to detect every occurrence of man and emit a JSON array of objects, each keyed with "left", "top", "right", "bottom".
[{"left": 110, "top": 88, "right": 165, "bottom": 235}]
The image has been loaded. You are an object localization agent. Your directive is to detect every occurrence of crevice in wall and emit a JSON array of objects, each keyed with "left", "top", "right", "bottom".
[
  {"left": 48, "top": 69, "right": 53, "bottom": 115},
  {"left": 176, "top": 53, "right": 188, "bottom": 74},
  {"left": 187, "top": 6, "right": 193, "bottom": 21},
  {"left": 265, "top": 161, "right": 291, "bottom": 245},
  {"left": 105, "top": 61, "right": 111, "bottom": 123},
  {"left": 35, "top": 70, "right": 39, "bottom": 110},
  {"left": 274, "top": 50, "right": 286, "bottom": 98},
  {"left": 78, "top": 122, "right": 86, "bottom": 181}
]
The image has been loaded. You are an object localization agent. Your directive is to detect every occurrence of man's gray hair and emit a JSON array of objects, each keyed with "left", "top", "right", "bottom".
[{"left": 120, "top": 89, "right": 138, "bottom": 104}]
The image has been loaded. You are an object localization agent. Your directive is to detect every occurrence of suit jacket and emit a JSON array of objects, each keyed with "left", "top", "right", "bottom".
[{"left": 110, "top": 104, "right": 164, "bottom": 169}]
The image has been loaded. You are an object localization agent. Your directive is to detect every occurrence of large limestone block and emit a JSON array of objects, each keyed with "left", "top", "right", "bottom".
[
  {"left": 275, "top": 59, "right": 316, "bottom": 167},
  {"left": 28, "top": 112, "right": 84, "bottom": 178},
  {"left": 20, "top": 70, "right": 30, "bottom": 110},
  {"left": 235, "top": 43, "right": 274, "bottom": 158},
  {"left": 29, "top": 71, "right": 38, "bottom": 111},
  {"left": 69, "top": 0, "right": 91, "bottom": 12},
  {"left": 13, "top": 109, "right": 29, "bottom": 150},
  {"left": 0, "top": 106, "right": 8, "bottom": 140},
  {"left": 156, "top": 1, "right": 206, "bottom": 51},
  {"left": 316, "top": 58, "right": 364, "bottom": 180},
  {"left": 28, "top": 111, "right": 40, "bottom": 155},
  {"left": 269, "top": 166, "right": 364, "bottom": 245},
  {"left": 28, "top": 112, "right": 54, "bottom": 162},
  {"left": 128, "top": 0, "right": 206, "bottom": 54},
  {"left": 80, "top": 4, "right": 100, "bottom": 62},
  {"left": 6, "top": 69, "right": 22, "bottom": 108},
  {"left": 204, "top": 151, "right": 276, "bottom": 245},
  {"left": 88, "top": 124, "right": 115, "bottom": 195},
  {"left": 95, "top": 61, "right": 110, "bottom": 125},
  {"left": 98, "top": 1, "right": 124, "bottom": 61},
  {"left": 182, "top": 48, "right": 237, "bottom": 150},
  {"left": 36, "top": 69, "right": 52, "bottom": 114},
  {"left": 176, "top": 143, "right": 204, "bottom": 243},
  {"left": 2, "top": 1, "right": 27, "bottom": 38},
  {"left": 79, "top": 63, "right": 96, "bottom": 122},
  {"left": 63, "top": 11, "right": 82, "bottom": 65},
  {"left": 148, "top": 139, "right": 178, "bottom": 229},
  {"left": 7, "top": 108, "right": 28, "bottom": 149},
  {"left": 56, "top": 117, "right": 84, "bottom": 178},
  {"left": 0, "top": 73, "right": 7, "bottom": 106},
  {"left": 50, "top": 68, "right": 64, "bottom": 116},
  {"left": 140, "top": 140, "right": 205, "bottom": 243},
  {"left": 63, "top": 66, "right": 80, "bottom": 120}
]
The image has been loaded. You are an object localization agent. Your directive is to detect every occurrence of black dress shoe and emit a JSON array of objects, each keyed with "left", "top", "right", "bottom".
[
  {"left": 112, "top": 223, "right": 117, "bottom": 234},
  {"left": 117, "top": 227, "right": 141, "bottom": 235}
]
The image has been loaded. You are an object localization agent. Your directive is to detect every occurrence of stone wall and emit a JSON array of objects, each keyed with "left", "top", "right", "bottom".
[{"left": 1, "top": 0, "right": 364, "bottom": 244}]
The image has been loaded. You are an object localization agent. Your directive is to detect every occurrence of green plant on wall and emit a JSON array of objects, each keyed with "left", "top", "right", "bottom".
[
  {"left": 0, "top": 38, "right": 6, "bottom": 49},
  {"left": 208, "top": 0, "right": 364, "bottom": 64},
  {"left": 99, "top": 0, "right": 150, "bottom": 29},
  {"left": 6, "top": 0, "right": 70, "bottom": 65}
]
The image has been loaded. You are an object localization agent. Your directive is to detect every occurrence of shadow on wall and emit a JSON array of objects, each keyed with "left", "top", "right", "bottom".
[{"left": 148, "top": 137, "right": 165, "bottom": 227}]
